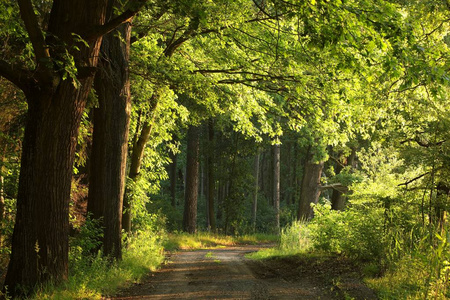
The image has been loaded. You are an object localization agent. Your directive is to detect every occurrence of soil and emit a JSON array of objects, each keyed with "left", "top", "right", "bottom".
[{"left": 108, "top": 244, "right": 378, "bottom": 300}]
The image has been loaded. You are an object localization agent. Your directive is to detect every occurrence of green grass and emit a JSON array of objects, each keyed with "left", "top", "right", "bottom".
[
  {"left": 247, "top": 220, "right": 311, "bottom": 259},
  {"left": 30, "top": 230, "right": 165, "bottom": 300},
  {"left": 163, "top": 232, "right": 278, "bottom": 251}
]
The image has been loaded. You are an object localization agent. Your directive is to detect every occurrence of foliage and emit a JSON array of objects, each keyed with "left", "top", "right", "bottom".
[{"left": 30, "top": 224, "right": 165, "bottom": 299}]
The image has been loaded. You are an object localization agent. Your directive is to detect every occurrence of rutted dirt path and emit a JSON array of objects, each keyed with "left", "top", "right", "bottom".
[{"left": 109, "top": 244, "right": 377, "bottom": 300}]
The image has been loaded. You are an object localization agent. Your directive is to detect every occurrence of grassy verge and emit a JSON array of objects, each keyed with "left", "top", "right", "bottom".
[
  {"left": 247, "top": 220, "right": 311, "bottom": 259},
  {"left": 30, "top": 230, "right": 165, "bottom": 300}
]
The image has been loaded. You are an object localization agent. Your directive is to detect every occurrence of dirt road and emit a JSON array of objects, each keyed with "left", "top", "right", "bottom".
[{"left": 110, "top": 244, "right": 377, "bottom": 300}]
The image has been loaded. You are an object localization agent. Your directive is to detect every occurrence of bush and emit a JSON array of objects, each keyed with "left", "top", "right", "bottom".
[{"left": 309, "top": 203, "right": 385, "bottom": 261}]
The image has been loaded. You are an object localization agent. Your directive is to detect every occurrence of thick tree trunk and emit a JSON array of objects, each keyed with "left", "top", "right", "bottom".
[
  {"left": 273, "top": 143, "right": 280, "bottom": 231},
  {"left": 183, "top": 125, "right": 200, "bottom": 233},
  {"left": 252, "top": 150, "right": 260, "bottom": 232},
  {"left": 3, "top": 1, "right": 108, "bottom": 295},
  {"left": 87, "top": 5, "right": 131, "bottom": 259},
  {"left": 207, "top": 120, "right": 216, "bottom": 231},
  {"left": 297, "top": 151, "right": 324, "bottom": 220}
]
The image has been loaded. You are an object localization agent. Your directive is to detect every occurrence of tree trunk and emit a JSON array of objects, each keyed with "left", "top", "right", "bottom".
[
  {"left": 169, "top": 151, "right": 177, "bottom": 207},
  {"left": 183, "top": 125, "right": 200, "bottom": 233},
  {"left": 331, "top": 148, "right": 356, "bottom": 211},
  {"left": 123, "top": 96, "right": 157, "bottom": 233},
  {"left": 3, "top": 1, "right": 110, "bottom": 294},
  {"left": 0, "top": 145, "right": 5, "bottom": 225},
  {"left": 331, "top": 159, "right": 345, "bottom": 211},
  {"left": 87, "top": 3, "right": 131, "bottom": 259},
  {"left": 207, "top": 120, "right": 216, "bottom": 231},
  {"left": 273, "top": 143, "right": 280, "bottom": 231},
  {"left": 252, "top": 150, "right": 260, "bottom": 232},
  {"left": 297, "top": 151, "right": 324, "bottom": 220}
]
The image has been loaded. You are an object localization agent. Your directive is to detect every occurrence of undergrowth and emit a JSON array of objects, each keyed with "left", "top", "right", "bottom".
[{"left": 29, "top": 226, "right": 165, "bottom": 299}]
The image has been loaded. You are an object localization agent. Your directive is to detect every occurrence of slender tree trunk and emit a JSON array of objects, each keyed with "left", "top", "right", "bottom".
[
  {"left": 183, "top": 125, "right": 200, "bottom": 233},
  {"left": 0, "top": 145, "right": 5, "bottom": 225},
  {"left": 0, "top": 146, "right": 5, "bottom": 251},
  {"left": 331, "top": 159, "right": 345, "bottom": 211},
  {"left": 297, "top": 150, "right": 324, "bottom": 220},
  {"left": 169, "top": 151, "right": 177, "bottom": 207},
  {"left": 207, "top": 120, "right": 216, "bottom": 231},
  {"left": 87, "top": 4, "right": 131, "bottom": 259},
  {"left": 252, "top": 150, "right": 260, "bottom": 232},
  {"left": 273, "top": 143, "right": 280, "bottom": 232},
  {"left": 123, "top": 96, "right": 158, "bottom": 232}
]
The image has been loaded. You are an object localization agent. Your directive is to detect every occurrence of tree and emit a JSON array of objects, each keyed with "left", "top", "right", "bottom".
[
  {"left": 0, "top": 0, "right": 146, "bottom": 295},
  {"left": 206, "top": 119, "right": 216, "bottom": 231},
  {"left": 183, "top": 125, "right": 200, "bottom": 233},
  {"left": 87, "top": 0, "right": 133, "bottom": 259},
  {"left": 297, "top": 149, "right": 324, "bottom": 220},
  {"left": 273, "top": 143, "right": 280, "bottom": 231}
]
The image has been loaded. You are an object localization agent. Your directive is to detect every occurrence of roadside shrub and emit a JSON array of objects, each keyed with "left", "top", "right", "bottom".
[{"left": 310, "top": 203, "right": 385, "bottom": 261}]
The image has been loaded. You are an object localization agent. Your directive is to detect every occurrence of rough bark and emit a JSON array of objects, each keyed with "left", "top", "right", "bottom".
[
  {"left": 3, "top": 1, "right": 109, "bottom": 295},
  {"left": 252, "top": 150, "right": 260, "bottom": 232},
  {"left": 297, "top": 151, "right": 324, "bottom": 220},
  {"left": 207, "top": 120, "right": 216, "bottom": 231},
  {"left": 273, "top": 144, "right": 280, "bottom": 232},
  {"left": 183, "top": 125, "right": 200, "bottom": 233},
  {"left": 87, "top": 1, "right": 131, "bottom": 259}
]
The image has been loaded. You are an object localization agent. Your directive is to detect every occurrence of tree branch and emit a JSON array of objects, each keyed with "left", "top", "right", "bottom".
[
  {"left": 85, "top": 0, "right": 148, "bottom": 40},
  {"left": 18, "top": 0, "right": 50, "bottom": 64},
  {"left": 319, "top": 183, "right": 349, "bottom": 193},
  {"left": 398, "top": 172, "right": 431, "bottom": 186},
  {"left": 0, "top": 60, "right": 32, "bottom": 92}
]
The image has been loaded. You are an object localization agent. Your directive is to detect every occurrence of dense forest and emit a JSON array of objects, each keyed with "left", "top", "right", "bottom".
[{"left": 0, "top": 0, "right": 449, "bottom": 299}]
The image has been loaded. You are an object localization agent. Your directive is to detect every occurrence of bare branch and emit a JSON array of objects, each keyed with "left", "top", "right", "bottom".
[{"left": 398, "top": 172, "right": 431, "bottom": 187}]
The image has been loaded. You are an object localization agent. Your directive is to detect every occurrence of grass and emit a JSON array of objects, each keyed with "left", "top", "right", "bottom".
[
  {"left": 247, "top": 220, "right": 311, "bottom": 260},
  {"left": 163, "top": 231, "right": 278, "bottom": 251},
  {"left": 30, "top": 230, "right": 165, "bottom": 300}
]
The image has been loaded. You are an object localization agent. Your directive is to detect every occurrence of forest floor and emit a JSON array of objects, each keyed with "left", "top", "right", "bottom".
[{"left": 108, "top": 244, "right": 378, "bottom": 300}]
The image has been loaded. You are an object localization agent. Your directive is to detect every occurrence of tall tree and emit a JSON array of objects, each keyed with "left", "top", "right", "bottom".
[
  {"left": 206, "top": 119, "right": 216, "bottom": 231},
  {"left": 183, "top": 125, "right": 200, "bottom": 233},
  {"left": 252, "top": 149, "right": 260, "bottom": 232},
  {"left": 87, "top": 0, "right": 132, "bottom": 259},
  {"left": 273, "top": 143, "right": 281, "bottom": 231},
  {"left": 0, "top": 0, "right": 145, "bottom": 295}
]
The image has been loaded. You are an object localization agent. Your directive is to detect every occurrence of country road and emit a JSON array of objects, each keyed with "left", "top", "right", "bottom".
[{"left": 109, "top": 244, "right": 377, "bottom": 300}]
